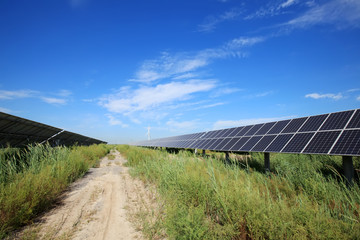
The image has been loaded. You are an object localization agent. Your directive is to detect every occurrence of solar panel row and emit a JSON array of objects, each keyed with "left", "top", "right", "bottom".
[
  {"left": 133, "top": 109, "right": 360, "bottom": 156},
  {"left": 0, "top": 112, "right": 106, "bottom": 147}
]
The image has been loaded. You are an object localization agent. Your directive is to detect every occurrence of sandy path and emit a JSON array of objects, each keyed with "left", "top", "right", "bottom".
[{"left": 19, "top": 150, "right": 148, "bottom": 240}]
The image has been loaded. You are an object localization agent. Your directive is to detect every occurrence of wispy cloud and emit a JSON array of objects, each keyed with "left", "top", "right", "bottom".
[
  {"left": 244, "top": 0, "right": 300, "bottom": 20},
  {"left": 305, "top": 92, "right": 343, "bottom": 100},
  {"left": 357, "top": 96, "right": 360, "bottom": 101},
  {"left": 0, "top": 89, "right": 38, "bottom": 99},
  {"left": 285, "top": 0, "right": 360, "bottom": 29},
  {"left": 213, "top": 116, "right": 294, "bottom": 129},
  {"left": 0, "top": 106, "right": 12, "bottom": 113},
  {"left": 57, "top": 89, "right": 72, "bottom": 97},
  {"left": 198, "top": 8, "right": 243, "bottom": 32},
  {"left": 191, "top": 102, "right": 225, "bottom": 110},
  {"left": 99, "top": 79, "right": 217, "bottom": 115},
  {"left": 130, "top": 36, "right": 265, "bottom": 83},
  {"left": 166, "top": 119, "right": 201, "bottom": 132},
  {"left": 106, "top": 114, "right": 129, "bottom": 127},
  {"left": 41, "top": 97, "right": 67, "bottom": 105}
]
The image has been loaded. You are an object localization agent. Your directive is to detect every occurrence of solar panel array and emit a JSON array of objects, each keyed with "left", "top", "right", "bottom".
[
  {"left": 132, "top": 109, "right": 360, "bottom": 156},
  {"left": 0, "top": 112, "right": 106, "bottom": 147}
]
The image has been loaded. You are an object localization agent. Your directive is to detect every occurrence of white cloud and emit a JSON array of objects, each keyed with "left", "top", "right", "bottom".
[
  {"left": 57, "top": 89, "right": 72, "bottom": 97},
  {"left": 99, "top": 79, "right": 217, "bottom": 115},
  {"left": 0, "top": 106, "right": 12, "bottom": 113},
  {"left": 166, "top": 119, "right": 200, "bottom": 131},
  {"left": 191, "top": 102, "right": 225, "bottom": 110},
  {"left": 198, "top": 8, "right": 243, "bottom": 32},
  {"left": 106, "top": 114, "right": 129, "bottom": 127},
  {"left": 279, "top": 0, "right": 298, "bottom": 9},
  {"left": 305, "top": 92, "right": 343, "bottom": 100},
  {"left": 213, "top": 116, "right": 294, "bottom": 129},
  {"left": 41, "top": 97, "right": 67, "bottom": 105},
  {"left": 130, "top": 36, "right": 264, "bottom": 83},
  {"left": 0, "top": 89, "right": 37, "bottom": 99},
  {"left": 286, "top": 0, "right": 360, "bottom": 29},
  {"left": 357, "top": 96, "right": 360, "bottom": 101}
]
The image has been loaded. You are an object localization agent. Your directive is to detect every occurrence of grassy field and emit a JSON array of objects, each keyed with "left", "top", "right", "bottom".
[
  {"left": 0, "top": 144, "right": 111, "bottom": 238},
  {"left": 117, "top": 145, "right": 360, "bottom": 240}
]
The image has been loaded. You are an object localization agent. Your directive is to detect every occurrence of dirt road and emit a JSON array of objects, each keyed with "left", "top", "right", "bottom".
[{"left": 20, "top": 150, "right": 149, "bottom": 240}]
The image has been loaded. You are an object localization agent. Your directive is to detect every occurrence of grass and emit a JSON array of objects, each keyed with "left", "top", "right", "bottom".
[
  {"left": 117, "top": 145, "right": 360, "bottom": 240},
  {"left": 0, "top": 143, "right": 110, "bottom": 238}
]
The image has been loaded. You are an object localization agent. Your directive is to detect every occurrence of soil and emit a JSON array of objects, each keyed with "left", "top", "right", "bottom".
[{"left": 15, "top": 150, "right": 152, "bottom": 240}]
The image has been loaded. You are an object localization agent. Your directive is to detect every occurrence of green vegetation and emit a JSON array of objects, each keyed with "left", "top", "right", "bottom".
[
  {"left": 0, "top": 144, "right": 110, "bottom": 238},
  {"left": 117, "top": 145, "right": 360, "bottom": 240}
]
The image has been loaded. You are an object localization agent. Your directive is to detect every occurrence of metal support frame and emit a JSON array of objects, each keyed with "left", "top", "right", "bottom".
[
  {"left": 342, "top": 156, "right": 354, "bottom": 185},
  {"left": 202, "top": 149, "right": 206, "bottom": 157},
  {"left": 264, "top": 152, "right": 270, "bottom": 172},
  {"left": 225, "top": 152, "right": 230, "bottom": 164}
]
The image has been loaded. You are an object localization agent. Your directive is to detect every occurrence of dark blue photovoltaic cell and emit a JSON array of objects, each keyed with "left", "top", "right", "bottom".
[
  {"left": 298, "top": 114, "right": 328, "bottom": 132},
  {"left": 213, "top": 138, "right": 231, "bottom": 150},
  {"left": 201, "top": 131, "right": 213, "bottom": 139},
  {"left": 207, "top": 139, "right": 224, "bottom": 150},
  {"left": 267, "top": 120, "right": 291, "bottom": 134},
  {"left": 244, "top": 124, "right": 264, "bottom": 136},
  {"left": 240, "top": 136, "right": 262, "bottom": 151},
  {"left": 230, "top": 137, "right": 250, "bottom": 151},
  {"left": 251, "top": 135, "right": 277, "bottom": 152},
  {"left": 228, "top": 127, "right": 243, "bottom": 137},
  {"left": 255, "top": 122, "right": 276, "bottom": 135},
  {"left": 330, "top": 130, "right": 360, "bottom": 155},
  {"left": 346, "top": 110, "right": 360, "bottom": 129},
  {"left": 202, "top": 139, "right": 216, "bottom": 149},
  {"left": 281, "top": 117, "right": 307, "bottom": 133},
  {"left": 212, "top": 129, "right": 226, "bottom": 138},
  {"left": 207, "top": 130, "right": 221, "bottom": 139},
  {"left": 320, "top": 110, "right": 354, "bottom": 130},
  {"left": 235, "top": 125, "right": 253, "bottom": 136},
  {"left": 218, "top": 128, "right": 235, "bottom": 138},
  {"left": 303, "top": 131, "right": 341, "bottom": 154},
  {"left": 265, "top": 134, "right": 293, "bottom": 152},
  {"left": 281, "top": 133, "right": 314, "bottom": 153},
  {"left": 193, "top": 139, "right": 207, "bottom": 149},
  {"left": 221, "top": 137, "right": 241, "bottom": 150}
]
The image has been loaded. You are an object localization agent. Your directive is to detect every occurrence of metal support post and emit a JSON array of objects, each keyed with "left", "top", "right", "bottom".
[
  {"left": 225, "top": 152, "right": 230, "bottom": 164},
  {"left": 202, "top": 150, "right": 206, "bottom": 157},
  {"left": 342, "top": 156, "right": 354, "bottom": 186},
  {"left": 264, "top": 152, "right": 270, "bottom": 172}
]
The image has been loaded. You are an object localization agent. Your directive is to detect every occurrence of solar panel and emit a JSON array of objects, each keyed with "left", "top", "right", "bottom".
[
  {"left": 208, "top": 138, "right": 224, "bottom": 150},
  {"left": 251, "top": 135, "right": 277, "bottom": 152},
  {"left": 133, "top": 108, "right": 360, "bottom": 156},
  {"left": 213, "top": 138, "right": 231, "bottom": 150},
  {"left": 303, "top": 131, "right": 341, "bottom": 154},
  {"left": 281, "top": 133, "right": 314, "bottom": 153},
  {"left": 255, "top": 122, "right": 276, "bottom": 135},
  {"left": 228, "top": 127, "right": 244, "bottom": 137},
  {"left": 281, "top": 117, "right": 307, "bottom": 133},
  {"left": 320, "top": 110, "right": 354, "bottom": 130},
  {"left": 244, "top": 124, "right": 264, "bottom": 136},
  {"left": 0, "top": 112, "right": 106, "bottom": 147},
  {"left": 298, "top": 114, "right": 328, "bottom": 132},
  {"left": 235, "top": 125, "right": 253, "bottom": 136},
  {"left": 230, "top": 137, "right": 251, "bottom": 151},
  {"left": 240, "top": 136, "right": 262, "bottom": 151},
  {"left": 347, "top": 110, "right": 360, "bottom": 129},
  {"left": 265, "top": 134, "right": 293, "bottom": 152},
  {"left": 267, "top": 120, "right": 291, "bottom": 134},
  {"left": 330, "top": 130, "right": 360, "bottom": 155},
  {"left": 220, "top": 137, "right": 241, "bottom": 151}
]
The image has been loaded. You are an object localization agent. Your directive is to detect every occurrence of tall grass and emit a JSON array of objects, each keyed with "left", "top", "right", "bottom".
[
  {"left": 117, "top": 145, "right": 360, "bottom": 239},
  {"left": 0, "top": 144, "right": 110, "bottom": 238}
]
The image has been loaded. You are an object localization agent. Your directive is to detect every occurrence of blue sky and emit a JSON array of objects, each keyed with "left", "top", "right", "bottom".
[{"left": 0, "top": 0, "right": 359, "bottom": 143}]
